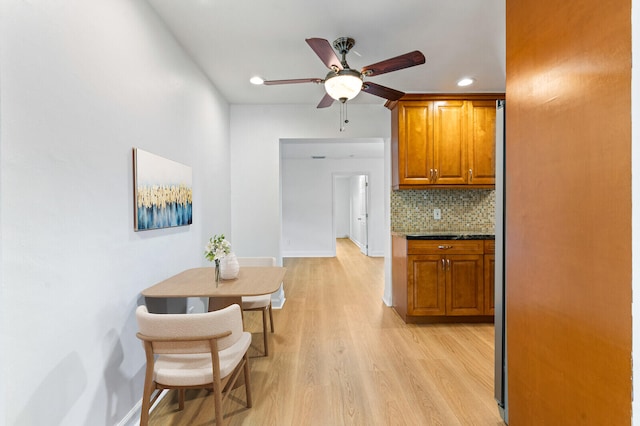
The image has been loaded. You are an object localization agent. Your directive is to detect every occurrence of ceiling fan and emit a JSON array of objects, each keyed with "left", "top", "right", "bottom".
[{"left": 260, "top": 37, "right": 426, "bottom": 108}]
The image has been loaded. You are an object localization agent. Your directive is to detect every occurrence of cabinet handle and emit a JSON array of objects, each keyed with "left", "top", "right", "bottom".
[
  {"left": 441, "top": 258, "right": 446, "bottom": 270},
  {"left": 469, "top": 168, "right": 473, "bottom": 182},
  {"left": 438, "top": 245, "right": 453, "bottom": 250},
  {"left": 430, "top": 168, "right": 434, "bottom": 182},
  {"left": 434, "top": 169, "right": 439, "bottom": 181},
  {"left": 447, "top": 258, "right": 451, "bottom": 271}
]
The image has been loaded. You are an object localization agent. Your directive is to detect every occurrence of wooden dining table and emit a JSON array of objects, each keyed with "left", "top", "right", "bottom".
[{"left": 142, "top": 266, "right": 286, "bottom": 312}]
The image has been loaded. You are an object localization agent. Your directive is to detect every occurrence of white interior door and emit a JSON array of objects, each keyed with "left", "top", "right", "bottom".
[{"left": 352, "top": 175, "right": 369, "bottom": 255}]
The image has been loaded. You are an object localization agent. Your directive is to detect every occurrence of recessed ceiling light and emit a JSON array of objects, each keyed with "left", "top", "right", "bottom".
[
  {"left": 250, "top": 76, "right": 264, "bottom": 85},
  {"left": 457, "top": 78, "right": 475, "bottom": 87}
]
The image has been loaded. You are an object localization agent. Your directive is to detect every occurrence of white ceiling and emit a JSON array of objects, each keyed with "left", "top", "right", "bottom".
[{"left": 147, "top": 0, "right": 506, "bottom": 107}]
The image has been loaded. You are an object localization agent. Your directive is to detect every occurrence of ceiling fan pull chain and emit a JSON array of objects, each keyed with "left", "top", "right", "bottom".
[{"left": 340, "top": 101, "right": 349, "bottom": 132}]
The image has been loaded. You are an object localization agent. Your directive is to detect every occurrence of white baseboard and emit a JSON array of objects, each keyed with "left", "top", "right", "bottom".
[
  {"left": 382, "top": 294, "right": 392, "bottom": 307},
  {"left": 283, "top": 249, "right": 383, "bottom": 258},
  {"left": 117, "top": 390, "right": 168, "bottom": 426},
  {"left": 281, "top": 250, "right": 335, "bottom": 258}
]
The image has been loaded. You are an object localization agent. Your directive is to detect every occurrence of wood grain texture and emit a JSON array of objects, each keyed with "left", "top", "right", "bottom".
[
  {"left": 148, "top": 239, "right": 504, "bottom": 425},
  {"left": 467, "top": 100, "right": 497, "bottom": 185},
  {"left": 506, "top": 0, "right": 632, "bottom": 423},
  {"left": 433, "top": 100, "right": 467, "bottom": 184},
  {"left": 142, "top": 267, "right": 286, "bottom": 298}
]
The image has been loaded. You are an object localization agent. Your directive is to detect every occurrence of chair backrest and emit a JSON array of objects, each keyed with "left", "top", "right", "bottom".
[
  {"left": 136, "top": 304, "right": 243, "bottom": 354},
  {"left": 237, "top": 257, "right": 276, "bottom": 267}
]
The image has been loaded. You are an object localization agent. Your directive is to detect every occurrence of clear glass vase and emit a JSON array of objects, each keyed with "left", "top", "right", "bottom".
[{"left": 214, "top": 259, "right": 220, "bottom": 287}]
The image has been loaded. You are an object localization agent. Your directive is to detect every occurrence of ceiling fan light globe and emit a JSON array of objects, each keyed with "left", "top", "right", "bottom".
[{"left": 324, "top": 72, "right": 362, "bottom": 101}]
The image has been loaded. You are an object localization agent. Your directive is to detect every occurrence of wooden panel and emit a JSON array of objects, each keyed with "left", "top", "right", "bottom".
[
  {"left": 446, "top": 255, "right": 484, "bottom": 315},
  {"left": 408, "top": 255, "right": 446, "bottom": 315},
  {"left": 468, "top": 100, "right": 496, "bottom": 185},
  {"left": 484, "top": 239, "right": 495, "bottom": 254},
  {"left": 391, "top": 107, "right": 400, "bottom": 189},
  {"left": 399, "top": 102, "right": 433, "bottom": 184},
  {"left": 506, "top": 0, "right": 631, "bottom": 424},
  {"left": 433, "top": 100, "right": 467, "bottom": 184},
  {"left": 408, "top": 239, "right": 484, "bottom": 255}
]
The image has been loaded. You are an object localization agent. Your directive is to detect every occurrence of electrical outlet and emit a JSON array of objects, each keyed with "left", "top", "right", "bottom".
[{"left": 434, "top": 208, "right": 442, "bottom": 220}]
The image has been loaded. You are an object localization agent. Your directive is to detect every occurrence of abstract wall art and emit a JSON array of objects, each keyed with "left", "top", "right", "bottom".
[{"left": 133, "top": 148, "right": 193, "bottom": 231}]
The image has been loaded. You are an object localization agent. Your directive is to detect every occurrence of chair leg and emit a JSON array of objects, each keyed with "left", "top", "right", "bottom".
[
  {"left": 140, "top": 392, "right": 151, "bottom": 426},
  {"left": 140, "top": 347, "right": 155, "bottom": 426},
  {"left": 178, "top": 389, "right": 185, "bottom": 410},
  {"left": 243, "top": 353, "right": 253, "bottom": 408},
  {"left": 268, "top": 304, "right": 274, "bottom": 333},
  {"left": 140, "top": 379, "right": 154, "bottom": 426},
  {"left": 262, "top": 308, "right": 269, "bottom": 356},
  {"left": 213, "top": 381, "right": 224, "bottom": 425}
]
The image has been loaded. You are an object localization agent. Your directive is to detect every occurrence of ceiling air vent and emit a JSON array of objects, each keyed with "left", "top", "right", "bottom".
[{"left": 311, "top": 156, "right": 326, "bottom": 159}]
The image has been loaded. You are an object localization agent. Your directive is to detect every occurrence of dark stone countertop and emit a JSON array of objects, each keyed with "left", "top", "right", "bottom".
[{"left": 392, "top": 232, "right": 495, "bottom": 240}]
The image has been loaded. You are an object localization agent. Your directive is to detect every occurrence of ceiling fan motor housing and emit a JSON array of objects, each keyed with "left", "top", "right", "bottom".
[{"left": 333, "top": 37, "right": 355, "bottom": 55}]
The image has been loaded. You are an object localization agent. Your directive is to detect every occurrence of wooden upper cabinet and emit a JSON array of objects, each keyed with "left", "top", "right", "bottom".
[
  {"left": 390, "top": 94, "right": 503, "bottom": 189},
  {"left": 397, "top": 102, "right": 433, "bottom": 186},
  {"left": 468, "top": 100, "right": 497, "bottom": 185},
  {"left": 433, "top": 100, "right": 467, "bottom": 185}
]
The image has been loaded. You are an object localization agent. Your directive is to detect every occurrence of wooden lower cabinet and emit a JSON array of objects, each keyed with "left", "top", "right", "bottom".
[
  {"left": 408, "top": 255, "right": 445, "bottom": 315},
  {"left": 483, "top": 239, "right": 496, "bottom": 315},
  {"left": 409, "top": 254, "right": 484, "bottom": 316},
  {"left": 393, "top": 235, "right": 493, "bottom": 323}
]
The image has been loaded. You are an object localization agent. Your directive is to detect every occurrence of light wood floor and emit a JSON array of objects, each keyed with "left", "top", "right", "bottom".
[{"left": 149, "top": 239, "right": 505, "bottom": 425}]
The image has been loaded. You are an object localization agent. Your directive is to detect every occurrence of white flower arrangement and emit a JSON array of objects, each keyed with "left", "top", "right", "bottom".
[{"left": 204, "top": 234, "right": 231, "bottom": 263}]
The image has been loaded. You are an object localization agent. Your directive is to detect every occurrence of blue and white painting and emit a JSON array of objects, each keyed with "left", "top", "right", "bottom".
[{"left": 133, "top": 148, "right": 193, "bottom": 231}]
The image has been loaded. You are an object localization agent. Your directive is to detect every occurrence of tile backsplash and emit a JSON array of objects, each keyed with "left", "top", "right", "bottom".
[{"left": 391, "top": 189, "right": 495, "bottom": 233}]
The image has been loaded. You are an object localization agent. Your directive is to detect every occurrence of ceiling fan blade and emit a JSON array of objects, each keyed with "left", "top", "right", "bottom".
[
  {"left": 263, "top": 78, "right": 323, "bottom": 85},
  {"left": 362, "top": 82, "right": 405, "bottom": 101},
  {"left": 306, "top": 38, "right": 343, "bottom": 70},
  {"left": 316, "top": 93, "right": 334, "bottom": 108},
  {"left": 361, "top": 51, "right": 426, "bottom": 77}
]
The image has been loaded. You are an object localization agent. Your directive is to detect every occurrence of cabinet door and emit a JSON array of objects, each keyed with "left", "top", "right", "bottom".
[
  {"left": 468, "top": 100, "right": 497, "bottom": 185},
  {"left": 408, "top": 255, "right": 445, "bottom": 315},
  {"left": 484, "top": 254, "right": 495, "bottom": 315},
  {"left": 433, "top": 100, "right": 467, "bottom": 184},
  {"left": 397, "top": 102, "right": 434, "bottom": 185},
  {"left": 445, "top": 254, "right": 484, "bottom": 315}
]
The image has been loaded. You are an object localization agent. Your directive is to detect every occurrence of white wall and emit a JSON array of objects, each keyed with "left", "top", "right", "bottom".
[
  {"left": 334, "top": 177, "right": 350, "bottom": 238},
  {"left": 281, "top": 159, "right": 384, "bottom": 257},
  {"left": 0, "top": 1, "right": 230, "bottom": 424}
]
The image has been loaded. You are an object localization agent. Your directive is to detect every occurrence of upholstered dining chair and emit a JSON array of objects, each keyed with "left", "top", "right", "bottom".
[
  {"left": 237, "top": 257, "right": 277, "bottom": 356},
  {"left": 135, "top": 304, "right": 252, "bottom": 426}
]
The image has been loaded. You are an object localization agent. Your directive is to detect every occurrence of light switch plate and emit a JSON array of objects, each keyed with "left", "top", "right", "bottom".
[{"left": 434, "top": 208, "right": 442, "bottom": 220}]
